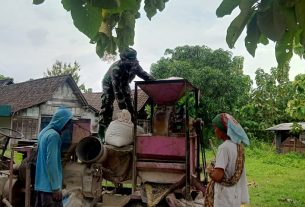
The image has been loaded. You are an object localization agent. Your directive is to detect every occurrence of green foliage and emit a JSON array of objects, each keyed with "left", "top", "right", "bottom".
[
  {"left": 237, "top": 64, "right": 294, "bottom": 140},
  {"left": 0, "top": 74, "right": 11, "bottom": 80},
  {"left": 286, "top": 74, "right": 305, "bottom": 120},
  {"left": 151, "top": 45, "right": 252, "bottom": 136},
  {"left": 34, "top": 0, "right": 169, "bottom": 58},
  {"left": 290, "top": 122, "right": 303, "bottom": 136},
  {"left": 44, "top": 60, "right": 92, "bottom": 93},
  {"left": 217, "top": 0, "right": 305, "bottom": 66}
]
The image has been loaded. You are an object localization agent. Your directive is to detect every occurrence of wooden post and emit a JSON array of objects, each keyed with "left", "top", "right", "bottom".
[
  {"left": 275, "top": 132, "right": 282, "bottom": 153},
  {"left": 25, "top": 148, "right": 31, "bottom": 207}
]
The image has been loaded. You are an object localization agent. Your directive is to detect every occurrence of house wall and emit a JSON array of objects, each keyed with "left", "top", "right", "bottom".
[
  {"left": 11, "top": 83, "right": 98, "bottom": 139},
  {"left": 0, "top": 117, "right": 11, "bottom": 128}
]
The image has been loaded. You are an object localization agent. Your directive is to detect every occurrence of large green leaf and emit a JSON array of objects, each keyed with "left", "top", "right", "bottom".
[
  {"left": 62, "top": 0, "right": 72, "bottom": 11},
  {"left": 258, "top": 0, "right": 273, "bottom": 12},
  {"left": 275, "top": 30, "right": 294, "bottom": 67},
  {"left": 216, "top": 0, "right": 240, "bottom": 17},
  {"left": 33, "top": 0, "right": 45, "bottom": 5},
  {"left": 278, "top": 2, "right": 297, "bottom": 33},
  {"left": 245, "top": 14, "right": 260, "bottom": 57},
  {"left": 62, "top": 0, "right": 103, "bottom": 40},
  {"left": 258, "top": 33, "right": 269, "bottom": 45},
  {"left": 226, "top": 0, "right": 255, "bottom": 48},
  {"left": 116, "top": 11, "right": 136, "bottom": 51},
  {"left": 301, "top": 31, "right": 305, "bottom": 47},
  {"left": 295, "top": 0, "right": 305, "bottom": 28},
  {"left": 144, "top": 0, "right": 169, "bottom": 20},
  {"left": 279, "top": 0, "right": 298, "bottom": 8},
  {"left": 257, "top": 1, "right": 287, "bottom": 41},
  {"left": 95, "top": 33, "right": 117, "bottom": 57},
  {"left": 87, "top": 0, "right": 120, "bottom": 9},
  {"left": 108, "top": 0, "right": 140, "bottom": 13}
]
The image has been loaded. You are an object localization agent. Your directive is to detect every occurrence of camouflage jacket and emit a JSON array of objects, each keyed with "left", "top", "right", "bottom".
[{"left": 103, "top": 60, "right": 154, "bottom": 101}]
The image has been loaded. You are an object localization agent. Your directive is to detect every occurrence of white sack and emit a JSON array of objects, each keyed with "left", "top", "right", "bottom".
[{"left": 105, "top": 120, "right": 144, "bottom": 147}]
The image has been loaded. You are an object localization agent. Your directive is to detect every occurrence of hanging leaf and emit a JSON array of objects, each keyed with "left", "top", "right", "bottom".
[
  {"left": 295, "top": 0, "right": 305, "bottom": 27},
  {"left": 275, "top": 30, "right": 294, "bottom": 67},
  {"left": 87, "top": 0, "right": 120, "bottom": 9},
  {"left": 116, "top": 11, "right": 136, "bottom": 51},
  {"left": 95, "top": 33, "right": 117, "bottom": 57},
  {"left": 278, "top": 3, "right": 297, "bottom": 33},
  {"left": 226, "top": 0, "right": 255, "bottom": 48},
  {"left": 258, "top": 33, "right": 269, "bottom": 45},
  {"left": 108, "top": 0, "right": 140, "bottom": 13},
  {"left": 216, "top": 0, "right": 240, "bottom": 17},
  {"left": 33, "top": 0, "right": 45, "bottom": 5},
  {"left": 62, "top": 0, "right": 72, "bottom": 11},
  {"left": 245, "top": 13, "right": 260, "bottom": 57},
  {"left": 294, "top": 44, "right": 305, "bottom": 59},
  {"left": 278, "top": 0, "right": 298, "bottom": 8},
  {"left": 295, "top": 28, "right": 303, "bottom": 43},
  {"left": 300, "top": 31, "right": 305, "bottom": 47},
  {"left": 258, "top": 0, "right": 273, "bottom": 12},
  {"left": 62, "top": 0, "right": 103, "bottom": 40},
  {"left": 144, "top": 0, "right": 169, "bottom": 20},
  {"left": 257, "top": 1, "right": 286, "bottom": 41}
]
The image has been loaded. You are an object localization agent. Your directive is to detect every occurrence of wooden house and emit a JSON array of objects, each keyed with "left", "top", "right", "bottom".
[
  {"left": 266, "top": 122, "right": 305, "bottom": 153},
  {"left": 0, "top": 75, "right": 97, "bottom": 140}
]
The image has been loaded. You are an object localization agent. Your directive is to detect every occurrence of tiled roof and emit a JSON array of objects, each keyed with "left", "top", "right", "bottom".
[
  {"left": 0, "top": 75, "right": 87, "bottom": 112},
  {"left": 82, "top": 92, "right": 102, "bottom": 113},
  {"left": 83, "top": 89, "right": 149, "bottom": 114}
]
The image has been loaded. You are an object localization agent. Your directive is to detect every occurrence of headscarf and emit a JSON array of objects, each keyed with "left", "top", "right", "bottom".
[{"left": 212, "top": 113, "right": 250, "bottom": 145}]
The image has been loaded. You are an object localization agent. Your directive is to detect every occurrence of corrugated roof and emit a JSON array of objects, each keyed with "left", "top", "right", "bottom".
[
  {"left": 0, "top": 75, "right": 87, "bottom": 113},
  {"left": 266, "top": 122, "right": 305, "bottom": 131}
]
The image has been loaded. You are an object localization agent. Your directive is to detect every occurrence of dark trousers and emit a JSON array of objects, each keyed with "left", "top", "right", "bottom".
[
  {"left": 99, "top": 82, "right": 134, "bottom": 141},
  {"left": 35, "top": 191, "right": 63, "bottom": 207}
]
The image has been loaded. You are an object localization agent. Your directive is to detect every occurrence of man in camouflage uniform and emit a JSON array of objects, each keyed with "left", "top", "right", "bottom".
[{"left": 98, "top": 48, "right": 154, "bottom": 140}]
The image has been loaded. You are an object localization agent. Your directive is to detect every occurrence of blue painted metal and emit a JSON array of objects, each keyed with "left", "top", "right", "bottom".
[{"left": 0, "top": 105, "right": 11, "bottom": 117}]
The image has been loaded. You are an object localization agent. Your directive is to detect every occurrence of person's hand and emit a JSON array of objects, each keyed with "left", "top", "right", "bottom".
[
  {"left": 207, "top": 165, "right": 214, "bottom": 176},
  {"left": 52, "top": 190, "right": 63, "bottom": 201}
]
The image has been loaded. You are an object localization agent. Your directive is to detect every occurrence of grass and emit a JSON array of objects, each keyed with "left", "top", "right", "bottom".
[
  {"left": 246, "top": 142, "right": 305, "bottom": 207},
  {"left": 206, "top": 140, "right": 305, "bottom": 207}
]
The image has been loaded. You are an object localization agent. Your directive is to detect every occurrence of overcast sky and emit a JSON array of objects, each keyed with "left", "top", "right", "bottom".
[{"left": 0, "top": 0, "right": 304, "bottom": 92}]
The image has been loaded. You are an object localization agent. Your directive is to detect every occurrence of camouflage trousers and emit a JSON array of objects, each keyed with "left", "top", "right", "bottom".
[{"left": 98, "top": 82, "right": 134, "bottom": 142}]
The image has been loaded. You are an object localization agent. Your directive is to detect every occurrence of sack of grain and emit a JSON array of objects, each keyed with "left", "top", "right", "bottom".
[{"left": 105, "top": 110, "right": 144, "bottom": 147}]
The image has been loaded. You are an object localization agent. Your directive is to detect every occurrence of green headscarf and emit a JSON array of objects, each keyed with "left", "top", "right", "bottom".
[
  {"left": 212, "top": 113, "right": 250, "bottom": 145},
  {"left": 212, "top": 113, "right": 226, "bottom": 133}
]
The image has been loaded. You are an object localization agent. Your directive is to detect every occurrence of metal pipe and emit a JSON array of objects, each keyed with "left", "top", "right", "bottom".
[
  {"left": 185, "top": 85, "right": 191, "bottom": 201},
  {"left": 75, "top": 136, "right": 106, "bottom": 163},
  {"left": 132, "top": 82, "right": 138, "bottom": 193}
]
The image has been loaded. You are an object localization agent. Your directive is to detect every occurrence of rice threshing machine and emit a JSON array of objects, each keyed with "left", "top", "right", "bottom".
[{"left": 0, "top": 79, "right": 207, "bottom": 206}]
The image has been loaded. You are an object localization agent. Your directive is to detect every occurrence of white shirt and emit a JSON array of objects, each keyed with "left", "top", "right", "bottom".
[{"left": 214, "top": 140, "right": 250, "bottom": 207}]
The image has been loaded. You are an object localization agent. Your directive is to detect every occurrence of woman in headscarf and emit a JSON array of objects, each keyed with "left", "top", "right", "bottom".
[{"left": 204, "top": 113, "right": 250, "bottom": 207}]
